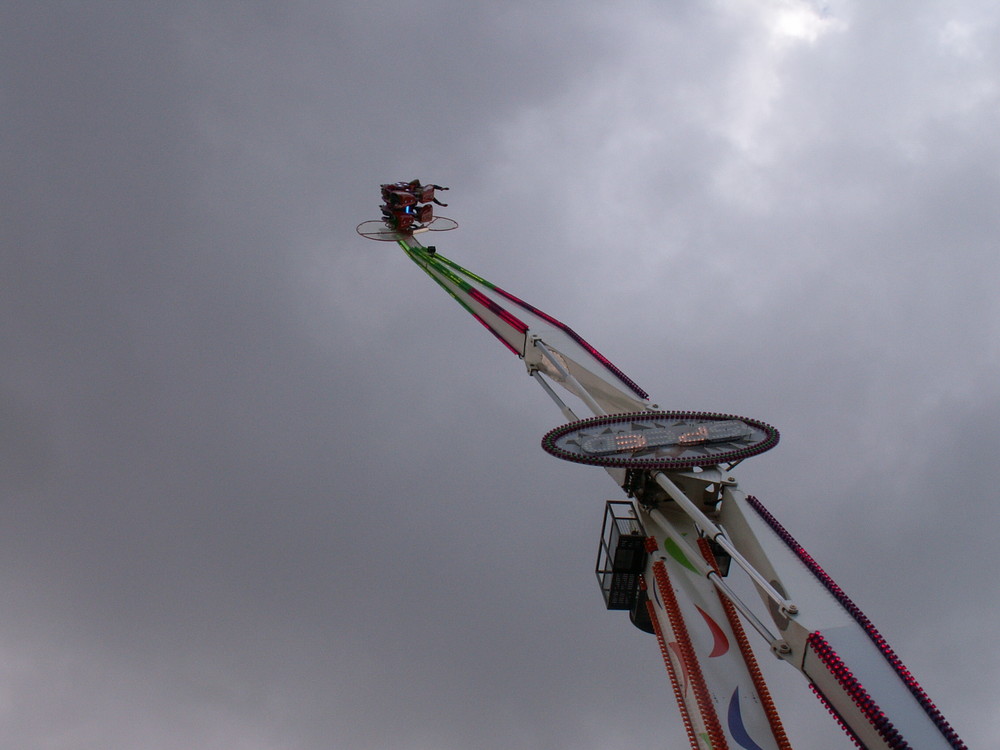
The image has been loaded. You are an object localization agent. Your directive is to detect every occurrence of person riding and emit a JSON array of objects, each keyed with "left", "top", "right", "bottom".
[
  {"left": 408, "top": 180, "right": 449, "bottom": 206},
  {"left": 380, "top": 202, "right": 433, "bottom": 229},
  {"left": 381, "top": 180, "right": 450, "bottom": 207},
  {"left": 382, "top": 189, "right": 417, "bottom": 207}
]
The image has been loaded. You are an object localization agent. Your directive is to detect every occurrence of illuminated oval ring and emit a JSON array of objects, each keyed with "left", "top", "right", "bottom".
[
  {"left": 356, "top": 220, "right": 405, "bottom": 241},
  {"left": 541, "top": 411, "right": 779, "bottom": 470},
  {"left": 356, "top": 216, "right": 458, "bottom": 241}
]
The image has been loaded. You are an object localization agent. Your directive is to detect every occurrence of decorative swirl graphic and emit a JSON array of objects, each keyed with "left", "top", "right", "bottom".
[
  {"left": 728, "top": 687, "right": 766, "bottom": 750},
  {"left": 695, "top": 606, "right": 730, "bottom": 657}
]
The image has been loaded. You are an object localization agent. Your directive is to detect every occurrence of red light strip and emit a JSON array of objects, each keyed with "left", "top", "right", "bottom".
[
  {"left": 429, "top": 253, "right": 650, "bottom": 400},
  {"left": 643, "top": 537, "right": 696, "bottom": 740},
  {"left": 400, "top": 243, "right": 530, "bottom": 356},
  {"left": 746, "top": 496, "right": 967, "bottom": 749},
  {"left": 698, "top": 539, "right": 793, "bottom": 749},
  {"left": 808, "top": 683, "right": 867, "bottom": 749},
  {"left": 466, "top": 288, "right": 530, "bottom": 335},
  {"left": 488, "top": 285, "right": 650, "bottom": 400},
  {"left": 645, "top": 589, "right": 700, "bottom": 749},
  {"left": 651, "top": 560, "right": 730, "bottom": 749},
  {"left": 468, "top": 311, "right": 521, "bottom": 355},
  {"left": 808, "top": 631, "right": 910, "bottom": 748}
]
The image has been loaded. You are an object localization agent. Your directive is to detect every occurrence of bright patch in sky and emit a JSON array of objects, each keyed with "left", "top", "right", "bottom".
[
  {"left": 729, "top": 0, "right": 843, "bottom": 47},
  {"left": 769, "top": 2, "right": 833, "bottom": 44},
  {"left": 940, "top": 19, "right": 980, "bottom": 59}
]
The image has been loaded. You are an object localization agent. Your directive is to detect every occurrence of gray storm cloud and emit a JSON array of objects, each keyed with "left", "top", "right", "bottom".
[{"left": 2, "top": 1, "right": 997, "bottom": 748}]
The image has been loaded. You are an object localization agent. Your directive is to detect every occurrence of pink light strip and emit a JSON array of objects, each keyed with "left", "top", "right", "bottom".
[
  {"left": 809, "top": 631, "right": 909, "bottom": 748},
  {"left": 808, "top": 683, "right": 866, "bottom": 749},
  {"left": 428, "top": 252, "right": 649, "bottom": 400},
  {"left": 488, "top": 284, "right": 650, "bottom": 400},
  {"left": 466, "top": 288, "right": 530, "bottom": 335},
  {"left": 746, "top": 496, "right": 966, "bottom": 749},
  {"left": 469, "top": 311, "right": 521, "bottom": 355}
]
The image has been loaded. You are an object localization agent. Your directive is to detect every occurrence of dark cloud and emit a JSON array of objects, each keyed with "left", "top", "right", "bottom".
[{"left": 1, "top": 1, "right": 997, "bottom": 748}]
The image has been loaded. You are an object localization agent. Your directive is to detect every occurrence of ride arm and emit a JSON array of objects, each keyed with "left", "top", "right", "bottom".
[{"left": 398, "top": 235, "right": 651, "bottom": 417}]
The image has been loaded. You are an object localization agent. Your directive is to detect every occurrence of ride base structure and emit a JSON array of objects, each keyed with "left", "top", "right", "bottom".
[{"left": 358, "top": 186, "right": 967, "bottom": 750}]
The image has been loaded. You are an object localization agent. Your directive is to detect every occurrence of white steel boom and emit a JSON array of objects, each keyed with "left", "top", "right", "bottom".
[{"left": 361, "top": 215, "right": 966, "bottom": 750}]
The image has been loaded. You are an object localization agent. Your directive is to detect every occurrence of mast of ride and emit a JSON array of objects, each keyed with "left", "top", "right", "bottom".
[{"left": 359, "top": 184, "right": 968, "bottom": 750}]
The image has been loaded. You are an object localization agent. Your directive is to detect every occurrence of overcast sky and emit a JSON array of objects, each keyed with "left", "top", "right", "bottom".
[{"left": 3, "top": 1, "right": 998, "bottom": 748}]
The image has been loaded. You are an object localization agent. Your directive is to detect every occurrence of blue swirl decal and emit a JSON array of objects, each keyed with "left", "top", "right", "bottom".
[{"left": 728, "top": 687, "right": 766, "bottom": 750}]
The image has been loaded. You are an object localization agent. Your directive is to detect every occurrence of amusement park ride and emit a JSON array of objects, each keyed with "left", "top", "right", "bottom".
[{"left": 358, "top": 184, "right": 967, "bottom": 750}]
